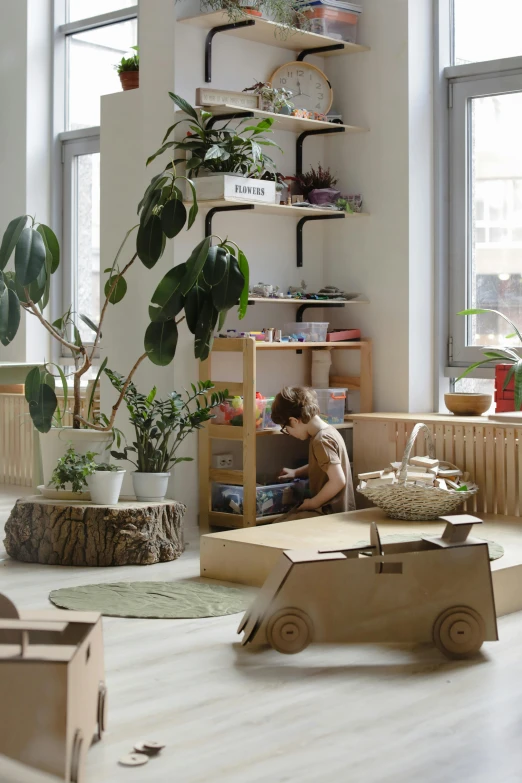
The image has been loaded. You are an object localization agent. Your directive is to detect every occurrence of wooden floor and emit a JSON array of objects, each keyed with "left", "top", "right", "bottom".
[{"left": 2, "top": 486, "right": 522, "bottom": 782}]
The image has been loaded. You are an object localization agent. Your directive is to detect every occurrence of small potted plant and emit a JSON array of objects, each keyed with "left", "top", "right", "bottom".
[
  {"left": 457, "top": 308, "right": 522, "bottom": 411},
  {"left": 296, "top": 165, "right": 341, "bottom": 206},
  {"left": 243, "top": 82, "right": 294, "bottom": 114},
  {"left": 86, "top": 463, "right": 126, "bottom": 505},
  {"left": 152, "top": 93, "right": 281, "bottom": 202},
  {"left": 107, "top": 371, "right": 227, "bottom": 502},
  {"left": 115, "top": 45, "right": 139, "bottom": 91},
  {"left": 46, "top": 446, "right": 98, "bottom": 499}
]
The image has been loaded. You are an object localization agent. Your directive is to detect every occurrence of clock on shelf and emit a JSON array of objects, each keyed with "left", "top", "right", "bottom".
[{"left": 270, "top": 61, "right": 333, "bottom": 114}]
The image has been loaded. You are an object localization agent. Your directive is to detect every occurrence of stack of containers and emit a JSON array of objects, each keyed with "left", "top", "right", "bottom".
[{"left": 300, "top": 0, "right": 362, "bottom": 43}]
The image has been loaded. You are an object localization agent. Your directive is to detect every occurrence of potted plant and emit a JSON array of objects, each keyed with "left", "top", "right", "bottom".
[
  {"left": 46, "top": 446, "right": 98, "bottom": 498},
  {"left": 86, "top": 462, "right": 126, "bottom": 505},
  {"left": 151, "top": 93, "right": 281, "bottom": 202},
  {"left": 0, "top": 93, "right": 250, "bottom": 483},
  {"left": 107, "top": 372, "right": 227, "bottom": 501},
  {"left": 196, "top": 0, "right": 309, "bottom": 36},
  {"left": 243, "top": 81, "right": 294, "bottom": 114},
  {"left": 115, "top": 46, "right": 139, "bottom": 91},
  {"left": 296, "top": 165, "right": 341, "bottom": 206},
  {"left": 457, "top": 308, "right": 522, "bottom": 411}
]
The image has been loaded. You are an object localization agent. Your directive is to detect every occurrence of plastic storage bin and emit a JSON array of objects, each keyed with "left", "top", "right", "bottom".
[
  {"left": 283, "top": 322, "right": 329, "bottom": 343},
  {"left": 302, "top": 2, "right": 361, "bottom": 42},
  {"left": 261, "top": 397, "right": 281, "bottom": 430},
  {"left": 212, "top": 481, "right": 297, "bottom": 517},
  {"left": 213, "top": 396, "right": 266, "bottom": 428},
  {"left": 314, "top": 388, "right": 347, "bottom": 424}
]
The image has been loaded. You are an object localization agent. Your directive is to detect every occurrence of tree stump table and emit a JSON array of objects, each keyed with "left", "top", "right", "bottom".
[{"left": 4, "top": 496, "right": 185, "bottom": 566}]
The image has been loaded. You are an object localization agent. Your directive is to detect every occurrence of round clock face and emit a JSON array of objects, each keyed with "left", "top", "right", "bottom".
[{"left": 270, "top": 61, "right": 333, "bottom": 114}]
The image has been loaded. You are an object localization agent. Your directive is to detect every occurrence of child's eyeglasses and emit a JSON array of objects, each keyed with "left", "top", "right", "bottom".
[{"left": 280, "top": 424, "right": 289, "bottom": 435}]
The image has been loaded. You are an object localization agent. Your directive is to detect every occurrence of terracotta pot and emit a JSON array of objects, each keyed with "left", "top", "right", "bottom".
[
  {"left": 244, "top": 8, "right": 263, "bottom": 15},
  {"left": 119, "top": 70, "right": 139, "bottom": 91},
  {"left": 444, "top": 393, "right": 492, "bottom": 416}
]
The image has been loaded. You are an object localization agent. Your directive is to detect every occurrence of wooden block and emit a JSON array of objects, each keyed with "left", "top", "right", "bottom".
[
  {"left": 410, "top": 456, "right": 440, "bottom": 470},
  {"left": 358, "top": 470, "right": 382, "bottom": 480},
  {"left": 407, "top": 464, "right": 428, "bottom": 473},
  {"left": 437, "top": 468, "right": 463, "bottom": 478},
  {"left": 435, "top": 479, "right": 448, "bottom": 491},
  {"left": 366, "top": 475, "right": 396, "bottom": 486}
]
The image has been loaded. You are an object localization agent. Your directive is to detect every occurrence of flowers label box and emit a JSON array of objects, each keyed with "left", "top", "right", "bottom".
[{"left": 189, "top": 175, "right": 277, "bottom": 203}]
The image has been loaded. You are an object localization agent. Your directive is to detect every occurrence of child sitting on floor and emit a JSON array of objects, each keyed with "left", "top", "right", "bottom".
[{"left": 271, "top": 386, "right": 355, "bottom": 517}]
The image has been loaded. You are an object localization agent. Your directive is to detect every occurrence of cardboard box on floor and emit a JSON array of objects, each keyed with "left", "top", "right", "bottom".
[
  {"left": 238, "top": 516, "right": 499, "bottom": 659},
  {"left": 0, "top": 594, "right": 106, "bottom": 783}
]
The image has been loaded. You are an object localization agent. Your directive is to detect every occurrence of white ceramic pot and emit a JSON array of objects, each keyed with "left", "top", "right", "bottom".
[
  {"left": 40, "top": 428, "right": 113, "bottom": 486},
  {"left": 86, "top": 470, "right": 126, "bottom": 505},
  {"left": 132, "top": 472, "right": 171, "bottom": 502}
]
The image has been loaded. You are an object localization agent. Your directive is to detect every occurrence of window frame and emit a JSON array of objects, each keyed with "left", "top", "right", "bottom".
[{"left": 52, "top": 0, "right": 138, "bottom": 361}]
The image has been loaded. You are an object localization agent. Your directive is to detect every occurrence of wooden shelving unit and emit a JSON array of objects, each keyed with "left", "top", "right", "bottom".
[{"left": 199, "top": 337, "right": 372, "bottom": 531}]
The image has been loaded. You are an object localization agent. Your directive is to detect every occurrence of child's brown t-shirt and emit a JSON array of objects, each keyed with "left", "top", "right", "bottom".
[{"left": 308, "top": 426, "right": 355, "bottom": 514}]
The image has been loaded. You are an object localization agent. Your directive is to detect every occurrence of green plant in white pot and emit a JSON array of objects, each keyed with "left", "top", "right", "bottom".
[
  {"left": 86, "top": 462, "right": 126, "bottom": 505},
  {"left": 107, "top": 371, "right": 226, "bottom": 501}
]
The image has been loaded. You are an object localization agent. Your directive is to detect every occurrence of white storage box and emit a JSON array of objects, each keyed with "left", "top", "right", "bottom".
[
  {"left": 283, "top": 322, "right": 329, "bottom": 342},
  {"left": 314, "top": 387, "right": 347, "bottom": 424},
  {"left": 212, "top": 481, "right": 297, "bottom": 517},
  {"left": 186, "top": 174, "right": 277, "bottom": 203}
]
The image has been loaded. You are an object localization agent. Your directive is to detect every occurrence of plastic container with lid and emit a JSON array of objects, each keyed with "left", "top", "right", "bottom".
[
  {"left": 211, "top": 481, "right": 298, "bottom": 517},
  {"left": 283, "top": 322, "right": 329, "bottom": 343},
  {"left": 314, "top": 387, "right": 347, "bottom": 424},
  {"left": 261, "top": 396, "right": 281, "bottom": 430},
  {"left": 302, "top": 1, "right": 361, "bottom": 42}
]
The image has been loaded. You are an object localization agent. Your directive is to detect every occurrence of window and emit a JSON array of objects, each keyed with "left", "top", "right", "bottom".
[
  {"left": 55, "top": 1, "right": 138, "bottom": 355},
  {"left": 454, "top": 0, "right": 522, "bottom": 65}
]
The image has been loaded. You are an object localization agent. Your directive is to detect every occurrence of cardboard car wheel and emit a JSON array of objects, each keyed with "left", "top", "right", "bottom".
[
  {"left": 433, "top": 606, "right": 485, "bottom": 659},
  {"left": 266, "top": 608, "right": 313, "bottom": 654},
  {"left": 70, "top": 730, "right": 84, "bottom": 783},
  {"left": 97, "top": 682, "right": 108, "bottom": 740}
]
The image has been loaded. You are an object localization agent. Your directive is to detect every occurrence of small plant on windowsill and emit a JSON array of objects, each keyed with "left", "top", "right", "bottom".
[
  {"left": 457, "top": 308, "right": 522, "bottom": 410},
  {"left": 115, "top": 45, "right": 139, "bottom": 91}
]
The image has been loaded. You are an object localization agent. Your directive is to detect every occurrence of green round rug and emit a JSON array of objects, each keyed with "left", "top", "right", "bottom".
[
  {"left": 353, "top": 533, "right": 504, "bottom": 561},
  {"left": 49, "top": 580, "right": 251, "bottom": 619}
]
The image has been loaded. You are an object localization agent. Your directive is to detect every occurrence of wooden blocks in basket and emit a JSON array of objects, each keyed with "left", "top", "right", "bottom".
[{"left": 358, "top": 457, "right": 474, "bottom": 493}]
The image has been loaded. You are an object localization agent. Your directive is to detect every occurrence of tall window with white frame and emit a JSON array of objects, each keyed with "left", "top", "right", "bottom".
[
  {"left": 56, "top": 0, "right": 137, "bottom": 354},
  {"left": 446, "top": 0, "right": 522, "bottom": 401}
]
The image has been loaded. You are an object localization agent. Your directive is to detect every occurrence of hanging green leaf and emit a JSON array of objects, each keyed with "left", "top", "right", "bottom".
[
  {"left": 194, "top": 297, "right": 218, "bottom": 361},
  {"left": 184, "top": 285, "right": 207, "bottom": 335},
  {"left": 25, "top": 367, "right": 41, "bottom": 404},
  {"left": 0, "top": 286, "right": 21, "bottom": 346},
  {"left": 104, "top": 274, "right": 127, "bottom": 305},
  {"left": 202, "top": 246, "right": 228, "bottom": 287},
  {"left": 73, "top": 324, "right": 82, "bottom": 347},
  {"left": 87, "top": 356, "right": 108, "bottom": 422},
  {"left": 146, "top": 142, "right": 176, "bottom": 167},
  {"left": 150, "top": 263, "right": 187, "bottom": 322},
  {"left": 29, "top": 261, "right": 47, "bottom": 305},
  {"left": 161, "top": 199, "right": 187, "bottom": 239},
  {"left": 237, "top": 249, "right": 249, "bottom": 320},
  {"left": 211, "top": 255, "right": 245, "bottom": 312},
  {"left": 144, "top": 319, "right": 179, "bottom": 366},
  {"left": 168, "top": 92, "right": 199, "bottom": 120},
  {"left": 36, "top": 224, "right": 60, "bottom": 274},
  {"left": 28, "top": 381, "right": 57, "bottom": 434},
  {"left": 137, "top": 215, "right": 164, "bottom": 269},
  {"left": 180, "top": 236, "right": 211, "bottom": 295},
  {"left": 0, "top": 215, "right": 28, "bottom": 270},
  {"left": 79, "top": 313, "right": 101, "bottom": 337},
  {"left": 140, "top": 188, "right": 163, "bottom": 228},
  {"left": 14, "top": 227, "right": 46, "bottom": 286},
  {"left": 137, "top": 174, "right": 168, "bottom": 215},
  {"left": 217, "top": 309, "right": 227, "bottom": 332}
]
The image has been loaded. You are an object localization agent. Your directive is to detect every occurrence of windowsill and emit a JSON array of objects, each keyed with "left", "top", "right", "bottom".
[{"left": 445, "top": 55, "right": 522, "bottom": 80}]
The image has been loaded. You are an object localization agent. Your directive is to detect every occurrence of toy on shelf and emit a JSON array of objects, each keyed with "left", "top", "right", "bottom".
[
  {"left": 357, "top": 423, "right": 478, "bottom": 520},
  {"left": 238, "top": 516, "right": 498, "bottom": 659},
  {"left": 0, "top": 594, "right": 106, "bottom": 782},
  {"left": 213, "top": 395, "right": 266, "bottom": 428}
]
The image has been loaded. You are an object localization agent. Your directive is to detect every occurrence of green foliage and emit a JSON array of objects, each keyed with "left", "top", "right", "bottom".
[
  {"left": 148, "top": 93, "right": 281, "bottom": 178},
  {"left": 115, "top": 45, "right": 139, "bottom": 74},
  {"left": 48, "top": 446, "right": 98, "bottom": 492},
  {"left": 94, "top": 462, "right": 119, "bottom": 472},
  {"left": 197, "top": 0, "right": 309, "bottom": 36},
  {"left": 297, "top": 165, "right": 338, "bottom": 198},
  {"left": 106, "top": 369, "right": 227, "bottom": 473},
  {"left": 457, "top": 308, "right": 522, "bottom": 410}
]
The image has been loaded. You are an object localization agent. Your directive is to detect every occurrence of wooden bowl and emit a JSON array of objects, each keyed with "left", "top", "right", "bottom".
[{"left": 444, "top": 393, "right": 492, "bottom": 416}]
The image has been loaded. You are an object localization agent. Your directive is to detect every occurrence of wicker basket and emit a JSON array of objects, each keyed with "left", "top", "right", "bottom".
[{"left": 357, "top": 423, "right": 478, "bottom": 521}]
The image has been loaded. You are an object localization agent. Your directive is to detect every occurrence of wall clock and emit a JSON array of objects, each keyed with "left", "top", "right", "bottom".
[{"left": 270, "top": 61, "right": 333, "bottom": 114}]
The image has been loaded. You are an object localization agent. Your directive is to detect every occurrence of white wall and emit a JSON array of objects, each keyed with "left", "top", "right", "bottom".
[{"left": 99, "top": 0, "right": 436, "bottom": 531}]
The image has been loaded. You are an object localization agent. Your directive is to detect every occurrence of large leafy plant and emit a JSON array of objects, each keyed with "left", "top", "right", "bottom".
[
  {"left": 148, "top": 93, "right": 281, "bottom": 178},
  {"left": 107, "top": 370, "right": 226, "bottom": 473},
  {"left": 458, "top": 308, "right": 522, "bottom": 409},
  {"left": 0, "top": 94, "right": 250, "bottom": 434}
]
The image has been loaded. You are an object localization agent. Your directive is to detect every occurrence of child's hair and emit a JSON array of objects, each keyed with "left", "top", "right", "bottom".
[{"left": 271, "top": 386, "right": 320, "bottom": 426}]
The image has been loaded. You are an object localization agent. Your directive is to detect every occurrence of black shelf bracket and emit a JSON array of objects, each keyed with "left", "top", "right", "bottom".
[
  {"left": 205, "top": 204, "right": 254, "bottom": 237},
  {"left": 207, "top": 111, "right": 254, "bottom": 129},
  {"left": 205, "top": 20, "right": 256, "bottom": 82},
  {"left": 296, "top": 302, "right": 345, "bottom": 322},
  {"left": 296, "top": 213, "right": 344, "bottom": 267},
  {"left": 296, "top": 127, "right": 346, "bottom": 177},
  {"left": 297, "top": 43, "right": 345, "bottom": 61}
]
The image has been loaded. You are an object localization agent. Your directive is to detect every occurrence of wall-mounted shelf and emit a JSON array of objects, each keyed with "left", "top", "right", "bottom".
[
  {"left": 248, "top": 296, "right": 370, "bottom": 305},
  {"left": 177, "top": 106, "right": 368, "bottom": 135},
  {"left": 179, "top": 11, "right": 370, "bottom": 56},
  {"left": 188, "top": 198, "right": 369, "bottom": 219}
]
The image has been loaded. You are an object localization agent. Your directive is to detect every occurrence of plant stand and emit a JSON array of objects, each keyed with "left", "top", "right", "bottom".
[{"left": 4, "top": 496, "right": 185, "bottom": 566}]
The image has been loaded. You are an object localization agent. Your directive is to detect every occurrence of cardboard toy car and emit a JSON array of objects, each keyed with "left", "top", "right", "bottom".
[
  {"left": 238, "top": 515, "right": 498, "bottom": 659},
  {"left": 0, "top": 594, "right": 106, "bottom": 783}
]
